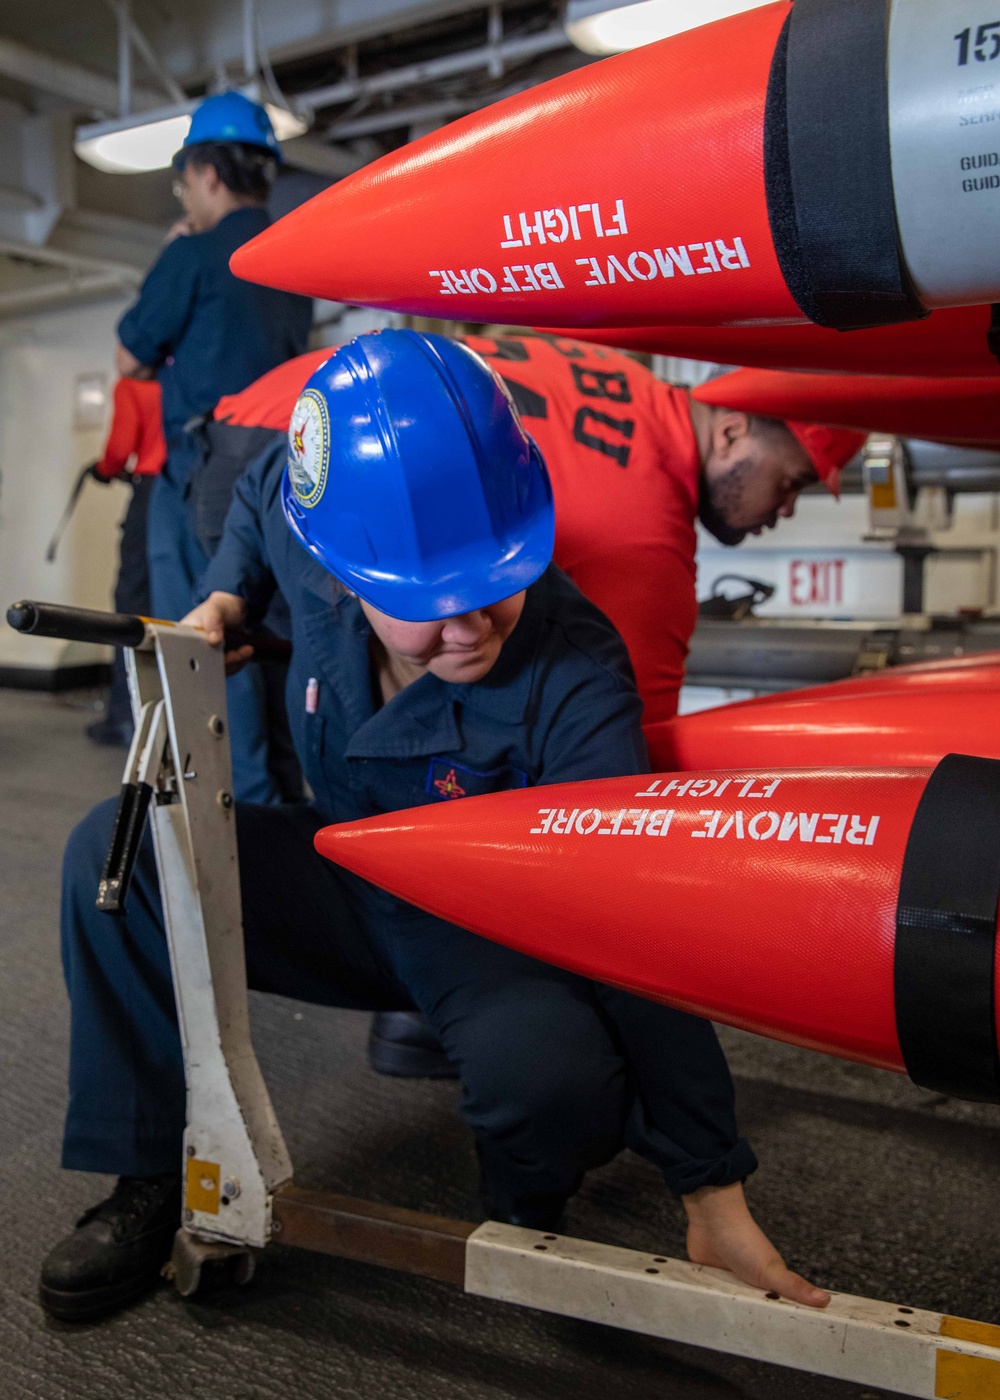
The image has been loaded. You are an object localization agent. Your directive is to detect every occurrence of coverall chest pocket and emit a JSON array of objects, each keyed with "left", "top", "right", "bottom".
[{"left": 424, "top": 756, "right": 529, "bottom": 802}]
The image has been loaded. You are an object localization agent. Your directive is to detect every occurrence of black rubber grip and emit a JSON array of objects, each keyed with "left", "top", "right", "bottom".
[
  {"left": 764, "top": 0, "right": 926, "bottom": 330},
  {"left": 7, "top": 600, "right": 147, "bottom": 648},
  {"left": 895, "top": 754, "right": 1000, "bottom": 1102},
  {"left": 226, "top": 628, "right": 292, "bottom": 662},
  {"left": 97, "top": 782, "right": 153, "bottom": 915},
  {"left": 988, "top": 305, "right": 1000, "bottom": 367},
  {"left": 9, "top": 598, "right": 292, "bottom": 662}
]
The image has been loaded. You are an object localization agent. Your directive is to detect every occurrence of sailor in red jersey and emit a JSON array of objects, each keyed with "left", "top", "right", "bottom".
[
  {"left": 465, "top": 334, "right": 864, "bottom": 725},
  {"left": 92, "top": 378, "right": 167, "bottom": 483},
  {"left": 87, "top": 379, "right": 167, "bottom": 747}
]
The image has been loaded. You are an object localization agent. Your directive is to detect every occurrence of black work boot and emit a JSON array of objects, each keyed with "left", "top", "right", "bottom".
[
  {"left": 368, "top": 1011, "right": 459, "bottom": 1079},
  {"left": 480, "top": 1187, "right": 569, "bottom": 1232},
  {"left": 40, "top": 1174, "right": 182, "bottom": 1321},
  {"left": 476, "top": 1144, "right": 569, "bottom": 1231}
]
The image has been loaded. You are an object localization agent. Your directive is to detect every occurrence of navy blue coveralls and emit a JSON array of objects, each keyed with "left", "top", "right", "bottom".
[
  {"left": 60, "top": 441, "right": 756, "bottom": 1216},
  {"left": 116, "top": 206, "right": 311, "bottom": 802}
]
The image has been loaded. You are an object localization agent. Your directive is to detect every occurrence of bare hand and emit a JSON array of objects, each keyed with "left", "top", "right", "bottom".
[
  {"left": 165, "top": 216, "right": 193, "bottom": 243},
  {"left": 182, "top": 592, "right": 253, "bottom": 674},
  {"left": 115, "top": 343, "right": 155, "bottom": 380},
  {"left": 683, "top": 1182, "right": 830, "bottom": 1309}
]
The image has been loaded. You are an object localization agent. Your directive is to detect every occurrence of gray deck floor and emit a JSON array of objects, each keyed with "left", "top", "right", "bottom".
[{"left": 2, "top": 685, "right": 998, "bottom": 1400}]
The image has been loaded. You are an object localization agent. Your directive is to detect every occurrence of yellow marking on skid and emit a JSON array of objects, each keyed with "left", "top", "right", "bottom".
[
  {"left": 935, "top": 1349, "right": 1000, "bottom": 1399},
  {"left": 940, "top": 1317, "right": 1000, "bottom": 1350},
  {"left": 185, "top": 1158, "right": 220, "bottom": 1214}
]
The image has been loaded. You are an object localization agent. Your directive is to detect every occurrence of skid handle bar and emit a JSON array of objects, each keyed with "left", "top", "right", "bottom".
[{"left": 7, "top": 600, "right": 292, "bottom": 662}]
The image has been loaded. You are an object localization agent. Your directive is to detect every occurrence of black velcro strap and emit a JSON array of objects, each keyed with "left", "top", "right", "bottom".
[
  {"left": 763, "top": 0, "right": 926, "bottom": 330},
  {"left": 895, "top": 754, "right": 1000, "bottom": 1102},
  {"left": 988, "top": 305, "right": 1000, "bottom": 367}
]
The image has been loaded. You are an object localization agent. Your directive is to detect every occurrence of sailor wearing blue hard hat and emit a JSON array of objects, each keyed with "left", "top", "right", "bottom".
[
  {"left": 48, "top": 329, "right": 813, "bottom": 1323},
  {"left": 113, "top": 89, "right": 311, "bottom": 802},
  {"left": 282, "top": 329, "right": 554, "bottom": 623},
  {"left": 177, "top": 89, "right": 283, "bottom": 163}
]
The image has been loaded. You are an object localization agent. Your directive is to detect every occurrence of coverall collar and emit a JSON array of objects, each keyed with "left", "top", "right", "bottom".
[{"left": 345, "top": 679, "right": 462, "bottom": 760}]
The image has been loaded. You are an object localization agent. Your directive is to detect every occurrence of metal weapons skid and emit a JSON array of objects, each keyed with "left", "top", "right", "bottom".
[{"left": 118, "top": 619, "right": 999, "bottom": 1398}]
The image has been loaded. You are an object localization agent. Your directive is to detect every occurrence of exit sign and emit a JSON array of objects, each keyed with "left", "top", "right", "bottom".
[{"left": 789, "top": 558, "right": 845, "bottom": 607}]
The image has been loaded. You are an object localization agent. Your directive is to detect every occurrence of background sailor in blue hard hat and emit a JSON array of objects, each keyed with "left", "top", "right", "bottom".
[
  {"left": 113, "top": 91, "right": 312, "bottom": 800},
  {"left": 46, "top": 329, "right": 828, "bottom": 1323}
]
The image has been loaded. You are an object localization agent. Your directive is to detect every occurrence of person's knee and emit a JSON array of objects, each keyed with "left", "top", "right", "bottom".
[
  {"left": 61, "top": 798, "right": 127, "bottom": 982},
  {"left": 62, "top": 796, "right": 161, "bottom": 951},
  {"left": 63, "top": 797, "right": 120, "bottom": 889},
  {"left": 516, "top": 1058, "right": 622, "bottom": 1144},
  {"left": 456, "top": 988, "right": 626, "bottom": 1150}
]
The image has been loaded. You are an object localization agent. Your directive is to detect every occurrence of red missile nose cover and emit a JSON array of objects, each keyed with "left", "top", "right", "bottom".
[
  {"left": 317, "top": 768, "right": 939, "bottom": 1072},
  {"left": 231, "top": 3, "right": 804, "bottom": 328},
  {"left": 707, "top": 650, "right": 1000, "bottom": 712},
  {"left": 694, "top": 369, "right": 1000, "bottom": 450},
  {"left": 645, "top": 686, "right": 1000, "bottom": 773},
  {"left": 547, "top": 306, "right": 1000, "bottom": 377}
]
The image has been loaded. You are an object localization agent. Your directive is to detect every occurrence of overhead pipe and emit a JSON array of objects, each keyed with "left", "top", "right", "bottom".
[
  {"left": 0, "top": 33, "right": 162, "bottom": 114},
  {"left": 0, "top": 183, "right": 45, "bottom": 213},
  {"left": 0, "top": 274, "right": 135, "bottom": 316},
  {"left": 116, "top": 0, "right": 131, "bottom": 118},
  {"left": 0, "top": 237, "right": 141, "bottom": 283},
  {"left": 295, "top": 26, "right": 570, "bottom": 117}
]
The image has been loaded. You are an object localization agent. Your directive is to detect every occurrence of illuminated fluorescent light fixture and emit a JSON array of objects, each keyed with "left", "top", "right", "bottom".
[
  {"left": 264, "top": 104, "right": 309, "bottom": 141},
  {"left": 564, "top": 0, "right": 769, "bottom": 54},
  {"left": 75, "top": 101, "right": 308, "bottom": 174},
  {"left": 75, "top": 110, "right": 192, "bottom": 173}
]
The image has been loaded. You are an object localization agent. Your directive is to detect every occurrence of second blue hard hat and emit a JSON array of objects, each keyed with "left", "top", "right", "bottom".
[
  {"left": 281, "top": 330, "right": 555, "bottom": 621},
  {"left": 175, "top": 91, "right": 282, "bottom": 165}
]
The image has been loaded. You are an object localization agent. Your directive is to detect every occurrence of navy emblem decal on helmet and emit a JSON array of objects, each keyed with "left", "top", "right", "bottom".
[{"left": 288, "top": 388, "right": 330, "bottom": 509}]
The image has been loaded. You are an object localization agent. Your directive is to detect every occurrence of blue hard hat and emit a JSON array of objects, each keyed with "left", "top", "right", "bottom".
[
  {"left": 175, "top": 91, "right": 282, "bottom": 165},
  {"left": 281, "top": 330, "right": 555, "bottom": 621}
]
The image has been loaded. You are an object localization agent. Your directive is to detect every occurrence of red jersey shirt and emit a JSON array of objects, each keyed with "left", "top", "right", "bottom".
[
  {"left": 95, "top": 378, "right": 167, "bottom": 479},
  {"left": 466, "top": 334, "right": 700, "bottom": 725},
  {"left": 214, "top": 348, "right": 331, "bottom": 430}
]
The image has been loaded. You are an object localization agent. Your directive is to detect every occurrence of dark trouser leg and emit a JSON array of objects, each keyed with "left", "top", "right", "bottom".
[
  {"left": 595, "top": 985, "right": 758, "bottom": 1196},
  {"left": 61, "top": 801, "right": 409, "bottom": 1177},
  {"left": 385, "top": 917, "right": 755, "bottom": 1213},
  {"left": 384, "top": 919, "right": 630, "bottom": 1217},
  {"left": 227, "top": 667, "right": 282, "bottom": 805},
  {"left": 225, "top": 664, "right": 304, "bottom": 806},
  {"left": 146, "top": 457, "right": 301, "bottom": 805},
  {"left": 61, "top": 798, "right": 186, "bottom": 1174},
  {"left": 146, "top": 460, "right": 298, "bottom": 805},
  {"left": 258, "top": 595, "right": 302, "bottom": 804},
  {"left": 107, "top": 476, "right": 153, "bottom": 727},
  {"left": 146, "top": 470, "right": 207, "bottom": 622}
]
